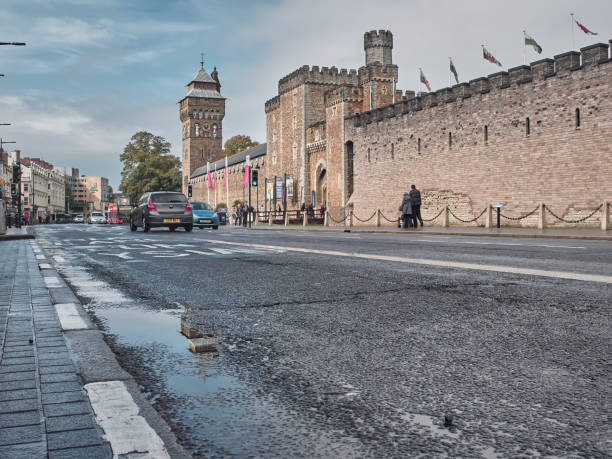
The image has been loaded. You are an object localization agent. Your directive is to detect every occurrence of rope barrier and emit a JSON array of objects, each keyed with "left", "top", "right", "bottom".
[
  {"left": 448, "top": 207, "right": 487, "bottom": 223},
  {"left": 327, "top": 213, "right": 348, "bottom": 224},
  {"left": 379, "top": 211, "right": 400, "bottom": 224},
  {"left": 352, "top": 210, "right": 377, "bottom": 223},
  {"left": 500, "top": 205, "right": 539, "bottom": 221},
  {"left": 544, "top": 204, "right": 602, "bottom": 224},
  {"left": 422, "top": 208, "right": 445, "bottom": 222}
]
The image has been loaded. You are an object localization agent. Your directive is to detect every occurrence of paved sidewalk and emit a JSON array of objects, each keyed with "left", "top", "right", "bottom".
[
  {"left": 250, "top": 223, "right": 612, "bottom": 240},
  {"left": 0, "top": 226, "right": 34, "bottom": 241},
  {"left": 0, "top": 240, "right": 110, "bottom": 458},
  {"left": 0, "top": 239, "right": 189, "bottom": 458}
]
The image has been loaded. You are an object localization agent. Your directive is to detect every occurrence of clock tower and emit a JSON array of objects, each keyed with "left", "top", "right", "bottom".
[{"left": 179, "top": 58, "right": 225, "bottom": 194}]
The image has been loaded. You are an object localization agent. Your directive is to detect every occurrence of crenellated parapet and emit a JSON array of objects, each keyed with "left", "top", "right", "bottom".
[
  {"left": 347, "top": 40, "right": 611, "bottom": 128},
  {"left": 278, "top": 65, "right": 359, "bottom": 95},
  {"left": 364, "top": 30, "right": 393, "bottom": 66},
  {"left": 358, "top": 62, "right": 398, "bottom": 82},
  {"left": 265, "top": 95, "right": 280, "bottom": 113}
]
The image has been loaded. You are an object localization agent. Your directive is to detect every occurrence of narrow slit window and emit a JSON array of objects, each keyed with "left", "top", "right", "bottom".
[
  {"left": 417, "top": 138, "right": 421, "bottom": 153},
  {"left": 391, "top": 143, "right": 394, "bottom": 159},
  {"left": 484, "top": 125, "right": 488, "bottom": 142},
  {"left": 448, "top": 132, "right": 452, "bottom": 148},
  {"left": 367, "top": 148, "right": 370, "bottom": 163},
  {"left": 526, "top": 117, "right": 530, "bottom": 136},
  {"left": 575, "top": 108, "right": 580, "bottom": 128}
]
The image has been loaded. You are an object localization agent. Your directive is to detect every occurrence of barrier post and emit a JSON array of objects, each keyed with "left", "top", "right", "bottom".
[
  {"left": 376, "top": 209, "right": 381, "bottom": 227},
  {"left": 349, "top": 210, "right": 354, "bottom": 227},
  {"left": 324, "top": 210, "right": 329, "bottom": 227},
  {"left": 601, "top": 201, "right": 609, "bottom": 231},
  {"left": 538, "top": 203, "right": 546, "bottom": 230},
  {"left": 268, "top": 211, "right": 273, "bottom": 226},
  {"left": 441, "top": 206, "right": 449, "bottom": 227},
  {"left": 284, "top": 210, "right": 289, "bottom": 227},
  {"left": 303, "top": 210, "right": 308, "bottom": 227},
  {"left": 485, "top": 204, "right": 493, "bottom": 228}
]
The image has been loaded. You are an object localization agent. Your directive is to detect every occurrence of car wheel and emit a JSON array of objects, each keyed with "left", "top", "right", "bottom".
[
  {"left": 130, "top": 218, "right": 136, "bottom": 232},
  {"left": 169, "top": 226, "right": 176, "bottom": 232},
  {"left": 213, "top": 226, "right": 218, "bottom": 230},
  {"left": 184, "top": 224, "right": 193, "bottom": 232},
  {"left": 143, "top": 218, "right": 151, "bottom": 232}
]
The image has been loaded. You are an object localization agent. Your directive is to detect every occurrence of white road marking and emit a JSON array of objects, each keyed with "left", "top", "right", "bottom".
[
  {"left": 416, "top": 237, "right": 586, "bottom": 250},
  {"left": 54, "top": 303, "right": 90, "bottom": 330},
  {"left": 99, "top": 252, "right": 132, "bottom": 260},
  {"left": 203, "top": 239, "right": 612, "bottom": 284},
  {"left": 36, "top": 254, "right": 46, "bottom": 260},
  {"left": 85, "top": 381, "right": 170, "bottom": 459},
  {"left": 43, "top": 276, "right": 61, "bottom": 288},
  {"left": 185, "top": 249, "right": 214, "bottom": 256}
]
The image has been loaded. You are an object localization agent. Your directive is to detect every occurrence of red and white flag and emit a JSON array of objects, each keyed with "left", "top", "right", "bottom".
[
  {"left": 242, "top": 155, "right": 250, "bottom": 185},
  {"left": 574, "top": 18, "right": 598, "bottom": 35}
]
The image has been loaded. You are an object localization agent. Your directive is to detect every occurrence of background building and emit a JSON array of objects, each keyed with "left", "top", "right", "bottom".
[{"left": 73, "top": 176, "right": 109, "bottom": 217}]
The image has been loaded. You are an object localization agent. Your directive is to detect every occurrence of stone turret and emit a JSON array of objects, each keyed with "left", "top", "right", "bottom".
[{"left": 364, "top": 30, "right": 393, "bottom": 66}]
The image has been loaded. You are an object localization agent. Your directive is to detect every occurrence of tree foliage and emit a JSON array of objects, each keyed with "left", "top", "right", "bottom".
[
  {"left": 223, "top": 135, "right": 259, "bottom": 157},
  {"left": 119, "top": 132, "right": 181, "bottom": 203}
]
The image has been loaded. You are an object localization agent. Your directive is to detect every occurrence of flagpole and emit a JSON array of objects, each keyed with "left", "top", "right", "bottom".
[
  {"left": 225, "top": 156, "right": 229, "bottom": 211},
  {"left": 448, "top": 58, "right": 452, "bottom": 87},
  {"left": 570, "top": 13, "right": 575, "bottom": 49},
  {"left": 207, "top": 161, "right": 210, "bottom": 205},
  {"left": 214, "top": 164, "right": 217, "bottom": 208},
  {"left": 522, "top": 31, "right": 526, "bottom": 65}
]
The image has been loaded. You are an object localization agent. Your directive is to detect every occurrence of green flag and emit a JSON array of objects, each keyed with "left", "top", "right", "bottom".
[
  {"left": 524, "top": 31, "right": 542, "bottom": 54},
  {"left": 449, "top": 58, "right": 459, "bottom": 84}
]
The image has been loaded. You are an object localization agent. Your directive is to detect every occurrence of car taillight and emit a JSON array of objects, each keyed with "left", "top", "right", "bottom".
[
  {"left": 147, "top": 197, "right": 157, "bottom": 211},
  {"left": 185, "top": 201, "right": 192, "bottom": 211}
]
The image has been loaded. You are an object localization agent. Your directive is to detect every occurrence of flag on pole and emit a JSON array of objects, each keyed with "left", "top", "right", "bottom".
[
  {"left": 482, "top": 46, "right": 502, "bottom": 67},
  {"left": 242, "top": 155, "right": 250, "bottom": 185},
  {"left": 524, "top": 31, "right": 542, "bottom": 54},
  {"left": 419, "top": 68, "right": 431, "bottom": 92},
  {"left": 224, "top": 156, "right": 228, "bottom": 187},
  {"left": 449, "top": 58, "right": 459, "bottom": 84},
  {"left": 574, "top": 18, "right": 598, "bottom": 35},
  {"left": 207, "top": 162, "right": 212, "bottom": 189}
]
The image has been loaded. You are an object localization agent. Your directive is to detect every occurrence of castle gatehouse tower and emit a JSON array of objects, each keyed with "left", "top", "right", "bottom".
[{"left": 179, "top": 58, "right": 225, "bottom": 194}]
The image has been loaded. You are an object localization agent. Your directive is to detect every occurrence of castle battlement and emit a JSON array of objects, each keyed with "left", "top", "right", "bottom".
[
  {"left": 347, "top": 40, "right": 611, "bottom": 127},
  {"left": 358, "top": 62, "right": 398, "bottom": 82},
  {"left": 363, "top": 30, "right": 393, "bottom": 49},
  {"left": 265, "top": 95, "right": 280, "bottom": 113},
  {"left": 278, "top": 64, "right": 359, "bottom": 94}
]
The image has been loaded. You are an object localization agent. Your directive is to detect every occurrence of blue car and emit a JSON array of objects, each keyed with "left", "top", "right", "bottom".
[{"left": 191, "top": 201, "right": 219, "bottom": 229}]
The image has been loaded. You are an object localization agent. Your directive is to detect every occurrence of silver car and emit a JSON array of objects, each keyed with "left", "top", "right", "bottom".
[
  {"left": 88, "top": 212, "right": 107, "bottom": 224},
  {"left": 130, "top": 191, "right": 193, "bottom": 232}
]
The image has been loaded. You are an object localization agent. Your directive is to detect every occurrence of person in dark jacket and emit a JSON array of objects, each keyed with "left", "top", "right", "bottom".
[
  {"left": 399, "top": 192, "right": 412, "bottom": 228},
  {"left": 410, "top": 184, "right": 423, "bottom": 227}
]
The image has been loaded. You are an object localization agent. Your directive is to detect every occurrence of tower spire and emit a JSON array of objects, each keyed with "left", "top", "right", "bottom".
[{"left": 200, "top": 52, "right": 204, "bottom": 69}]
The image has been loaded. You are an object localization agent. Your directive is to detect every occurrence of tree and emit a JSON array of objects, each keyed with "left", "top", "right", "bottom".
[
  {"left": 119, "top": 132, "right": 181, "bottom": 203},
  {"left": 107, "top": 185, "right": 116, "bottom": 203},
  {"left": 223, "top": 135, "right": 259, "bottom": 157}
]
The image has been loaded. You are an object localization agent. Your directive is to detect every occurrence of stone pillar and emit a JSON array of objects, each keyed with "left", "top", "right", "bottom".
[
  {"left": 441, "top": 206, "right": 449, "bottom": 228},
  {"left": 538, "top": 203, "right": 546, "bottom": 230},
  {"left": 485, "top": 204, "right": 493, "bottom": 228},
  {"left": 284, "top": 210, "right": 289, "bottom": 227},
  {"left": 601, "top": 201, "right": 609, "bottom": 231},
  {"left": 324, "top": 210, "right": 329, "bottom": 227},
  {"left": 268, "top": 211, "right": 273, "bottom": 226},
  {"left": 303, "top": 210, "right": 308, "bottom": 227},
  {"left": 376, "top": 209, "right": 381, "bottom": 227},
  {"left": 349, "top": 210, "right": 354, "bottom": 227}
]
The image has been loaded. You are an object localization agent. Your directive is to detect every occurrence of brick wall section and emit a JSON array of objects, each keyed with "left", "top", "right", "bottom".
[{"left": 344, "top": 43, "right": 612, "bottom": 227}]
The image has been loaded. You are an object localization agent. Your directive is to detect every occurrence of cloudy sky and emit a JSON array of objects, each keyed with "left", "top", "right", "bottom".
[{"left": 1, "top": 0, "right": 610, "bottom": 188}]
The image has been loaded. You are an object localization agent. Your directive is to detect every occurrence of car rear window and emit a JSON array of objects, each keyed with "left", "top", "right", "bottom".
[
  {"left": 92, "top": 212, "right": 103, "bottom": 217},
  {"left": 191, "top": 202, "right": 212, "bottom": 210},
  {"left": 151, "top": 193, "right": 187, "bottom": 203}
]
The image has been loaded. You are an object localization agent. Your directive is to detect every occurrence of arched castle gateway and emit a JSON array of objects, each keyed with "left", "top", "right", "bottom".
[{"left": 187, "top": 31, "right": 612, "bottom": 226}]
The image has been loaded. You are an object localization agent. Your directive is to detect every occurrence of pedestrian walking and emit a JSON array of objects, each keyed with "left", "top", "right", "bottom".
[
  {"left": 242, "top": 204, "right": 248, "bottom": 227},
  {"left": 410, "top": 184, "right": 423, "bottom": 227},
  {"left": 320, "top": 203, "right": 326, "bottom": 218},
  {"left": 399, "top": 192, "right": 412, "bottom": 228},
  {"left": 235, "top": 205, "right": 241, "bottom": 226},
  {"left": 24, "top": 213, "right": 29, "bottom": 226}
]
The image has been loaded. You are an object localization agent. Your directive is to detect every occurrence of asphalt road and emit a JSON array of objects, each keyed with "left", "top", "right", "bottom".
[{"left": 32, "top": 223, "right": 612, "bottom": 458}]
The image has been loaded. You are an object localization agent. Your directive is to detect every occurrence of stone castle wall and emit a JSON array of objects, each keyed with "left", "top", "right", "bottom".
[{"left": 343, "top": 42, "right": 612, "bottom": 227}]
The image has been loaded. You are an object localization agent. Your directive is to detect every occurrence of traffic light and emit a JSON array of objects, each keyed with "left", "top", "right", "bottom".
[
  {"left": 12, "top": 165, "right": 20, "bottom": 183},
  {"left": 11, "top": 183, "right": 17, "bottom": 196},
  {"left": 187, "top": 184, "right": 193, "bottom": 198},
  {"left": 251, "top": 169, "right": 258, "bottom": 187}
]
